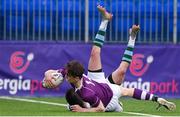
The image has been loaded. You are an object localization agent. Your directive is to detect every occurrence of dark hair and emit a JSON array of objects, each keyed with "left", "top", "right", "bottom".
[
  {"left": 65, "top": 88, "right": 85, "bottom": 108},
  {"left": 65, "top": 60, "right": 84, "bottom": 78}
]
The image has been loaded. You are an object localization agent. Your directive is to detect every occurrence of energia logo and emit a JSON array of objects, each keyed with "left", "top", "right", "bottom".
[
  {"left": 123, "top": 53, "right": 179, "bottom": 94},
  {"left": 130, "top": 54, "right": 153, "bottom": 77},
  {"left": 9, "top": 51, "right": 34, "bottom": 74},
  {"left": 0, "top": 51, "right": 59, "bottom": 96}
]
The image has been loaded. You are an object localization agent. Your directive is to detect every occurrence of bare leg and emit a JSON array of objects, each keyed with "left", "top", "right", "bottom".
[
  {"left": 109, "top": 25, "right": 140, "bottom": 84},
  {"left": 88, "top": 46, "right": 102, "bottom": 71},
  {"left": 88, "top": 5, "right": 112, "bottom": 71}
]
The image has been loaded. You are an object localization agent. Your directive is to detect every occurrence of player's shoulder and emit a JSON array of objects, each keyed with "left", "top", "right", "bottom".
[
  {"left": 78, "top": 85, "right": 96, "bottom": 96},
  {"left": 80, "top": 87, "right": 96, "bottom": 100}
]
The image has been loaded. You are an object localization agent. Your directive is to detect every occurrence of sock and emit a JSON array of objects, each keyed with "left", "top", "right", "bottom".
[
  {"left": 122, "top": 35, "right": 136, "bottom": 64},
  {"left": 128, "top": 36, "right": 136, "bottom": 47},
  {"left": 93, "top": 19, "right": 108, "bottom": 48},
  {"left": 122, "top": 45, "right": 134, "bottom": 64},
  {"left": 133, "top": 88, "right": 158, "bottom": 102}
]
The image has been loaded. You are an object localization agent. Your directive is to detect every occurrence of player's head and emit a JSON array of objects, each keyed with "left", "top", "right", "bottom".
[{"left": 65, "top": 60, "right": 84, "bottom": 83}]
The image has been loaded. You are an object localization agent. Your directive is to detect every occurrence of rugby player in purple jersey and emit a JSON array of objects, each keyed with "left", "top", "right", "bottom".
[{"left": 43, "top": 5, "right": 176, "bottom": 112}]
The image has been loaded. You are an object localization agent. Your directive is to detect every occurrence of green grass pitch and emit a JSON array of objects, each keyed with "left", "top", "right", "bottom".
[{"left": 0, "top": 97, "right": 179, "bottom": 116}]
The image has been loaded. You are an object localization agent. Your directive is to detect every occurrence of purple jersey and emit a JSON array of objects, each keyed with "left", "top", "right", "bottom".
[{"left": 74, "top": 75, "right": 113, "bottom": 107}]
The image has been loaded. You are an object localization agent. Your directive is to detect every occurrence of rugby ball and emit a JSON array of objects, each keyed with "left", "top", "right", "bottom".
[
  {"left": 42, "top": 72, "right": 64, "bottom": 88},
  {"left": 51, "top": 72, "right": 64, "bottom": 86}
]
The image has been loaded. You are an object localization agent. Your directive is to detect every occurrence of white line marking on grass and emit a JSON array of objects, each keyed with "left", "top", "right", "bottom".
[
  {"left": 122, "top": 111, "right": 161, "bottom": 117},
  {"left": 0, "top": 96, "right": 67, "bottom": 107},
  {"left": 0, "top": 96, "right": 160, "bottom": 116}
]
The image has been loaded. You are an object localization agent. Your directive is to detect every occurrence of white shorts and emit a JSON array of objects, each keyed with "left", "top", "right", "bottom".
[{"left": 87, "top": 72, "right": 123, "bottom": 112}]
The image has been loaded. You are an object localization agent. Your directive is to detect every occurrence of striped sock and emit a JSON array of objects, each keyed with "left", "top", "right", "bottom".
[
  {"left": 122, "top": 36, "right": 136, "bottom": 63},
  {"left": 93, "top": 20, "right": 108, "bottom": 48},
  {"left": 122, "top": 45, "right": 134, "bottom": 64},
  {"left": 93, "top": 30, "right": 105, "bottom": 47},
  {"left": 133, "top": 88, "right": 158, "bottom": 102}
]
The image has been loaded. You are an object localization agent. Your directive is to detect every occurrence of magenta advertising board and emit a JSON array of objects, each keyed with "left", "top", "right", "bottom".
[{"left": 0, "top": 43, "right": 179, "bottom": 98}]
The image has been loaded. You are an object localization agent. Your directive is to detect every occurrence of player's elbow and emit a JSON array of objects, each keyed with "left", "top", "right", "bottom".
[
  {"left": 95, "top": 106, "right": 105, "bottom": 112},
  {"left": 96, "top": 101, "right": 106, "bottom": 112}
]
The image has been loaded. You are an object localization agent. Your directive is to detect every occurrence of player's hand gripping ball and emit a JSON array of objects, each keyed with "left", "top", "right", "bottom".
[{"left": 42, "top": 70, "right": 64, "bottom": 88}]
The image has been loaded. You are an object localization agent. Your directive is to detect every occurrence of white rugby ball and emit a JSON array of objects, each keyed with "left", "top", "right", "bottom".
[{"left": 50, "top": 72, "right": 64, "bottom": 87}]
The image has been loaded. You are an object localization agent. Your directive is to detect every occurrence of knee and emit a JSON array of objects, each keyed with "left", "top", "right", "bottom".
[
  {"left": 121, "top": 87, "right": 134, "bottom": 97},
  {"left": 110, "top": 67, "right": 127, "bottom": 85},
  {"left": 121, "top": 87, "right": 130, "bottom": 96}
]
